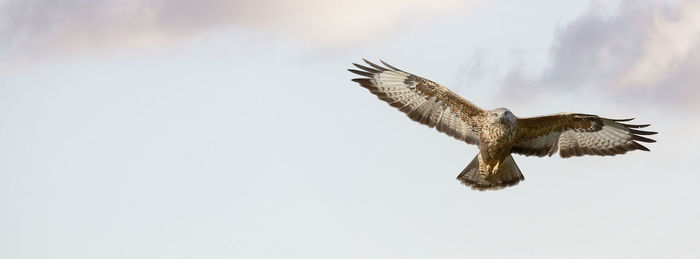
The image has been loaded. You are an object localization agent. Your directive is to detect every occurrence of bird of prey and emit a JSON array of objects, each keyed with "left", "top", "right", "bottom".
[{"left": 348, "top": 59, "right": 657, "bottom": 191}]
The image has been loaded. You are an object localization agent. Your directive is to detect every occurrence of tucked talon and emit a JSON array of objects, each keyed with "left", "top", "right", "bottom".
[{"left": 492, "top": 162, "right": 501, "bottom": 175}]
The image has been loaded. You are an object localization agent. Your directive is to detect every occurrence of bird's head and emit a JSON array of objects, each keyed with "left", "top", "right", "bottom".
[{"left": 489, "top": 108, "right": 516, "bottom": 124}]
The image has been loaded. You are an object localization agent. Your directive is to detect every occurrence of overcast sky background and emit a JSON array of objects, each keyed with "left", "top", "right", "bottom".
[{"left": 2, "top": 0, "right": 699, "bottom": 258}]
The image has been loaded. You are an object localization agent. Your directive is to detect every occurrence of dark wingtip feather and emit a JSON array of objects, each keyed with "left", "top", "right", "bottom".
[
  {"left": 350, "top": 78, "right": 375, "bottom": 89},
  {"left": 631, "top": 141, "right": 651, "bottom": 151},
  {"left": 348, "top": 69, "right": 373, "bottom": 77},
  {"left": 380, "top": 60, "right": 402, "bottom": 71},
  {"left": 353, "top": 63, "right": 380, "bottom": 73},
  {"left": 351, "top": 78, "right": 371, "bottom": 83},
  {"left": 629, "top": 129, "right": 657, "bottom": 135},
  {"left": 620, "top": 123, "right": 650, "bottom": 128},
  {"left": 613, "top": 118, "right": 635, "bottom": 122},
  {"left": 631, "top": 135, "right": 656, "bottom": 143},
  {"left": 363, "top": 59, "right": 389, "bottom": 71}
]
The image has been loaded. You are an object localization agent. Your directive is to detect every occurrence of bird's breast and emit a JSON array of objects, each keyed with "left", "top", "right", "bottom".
[{"left": 479, "top": 122, "right": 517, "bottom": 163}]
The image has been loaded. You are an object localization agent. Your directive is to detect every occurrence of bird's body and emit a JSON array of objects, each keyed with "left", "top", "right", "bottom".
[
  {"left": 349, "top": 59, "right": 657, "bottom": 190},
  {"left": 479, "top": 108, "right": 517, "bottom": 175}
]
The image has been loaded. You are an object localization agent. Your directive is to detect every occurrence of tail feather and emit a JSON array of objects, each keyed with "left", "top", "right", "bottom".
[{"left": 457, "top": 154, "right": 524, "bottom": 191}]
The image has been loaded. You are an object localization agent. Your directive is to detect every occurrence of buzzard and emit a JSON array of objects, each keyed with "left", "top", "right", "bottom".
[{"left": 349, "top": 59, "right": 657, "bottom": 191}]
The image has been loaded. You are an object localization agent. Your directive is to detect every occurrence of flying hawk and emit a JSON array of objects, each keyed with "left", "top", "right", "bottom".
[{"left": 349, "top": 59, "right": 657, "bottom": 191}]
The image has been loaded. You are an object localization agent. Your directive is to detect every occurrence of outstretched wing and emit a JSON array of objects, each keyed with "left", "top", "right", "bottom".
[
  {"left": 511, "top": 113, "right": 656, "bottom": 158},
  {"left": 349, "top": 59, "right": 485, "bottom": 145}
]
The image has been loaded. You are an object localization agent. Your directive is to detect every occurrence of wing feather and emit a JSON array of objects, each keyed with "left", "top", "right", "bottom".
[
  {"left": 512, "top": 113, "right": 656, "bottom": 158},
  {"left": 349, "top": 60, "right": 484, "bottom": 145}
]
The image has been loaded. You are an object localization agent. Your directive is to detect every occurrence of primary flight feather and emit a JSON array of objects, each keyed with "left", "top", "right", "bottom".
[{"left": 349, "top": 59, "right": 657, "bottom": 191}]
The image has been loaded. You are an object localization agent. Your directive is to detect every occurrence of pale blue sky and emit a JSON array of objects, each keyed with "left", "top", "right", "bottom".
[{"left": 2, "top": 0, "right": 699, "bottom": 258}]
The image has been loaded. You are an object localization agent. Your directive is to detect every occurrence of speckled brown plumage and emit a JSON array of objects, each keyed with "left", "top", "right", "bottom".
[{"left": 349, "top": 59, "right": 657, "bottom": 191}]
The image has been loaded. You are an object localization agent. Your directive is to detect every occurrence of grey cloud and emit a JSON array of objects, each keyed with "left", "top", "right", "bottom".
[{"left": 500, "top": 0, "right": 700, "bottom": 109}]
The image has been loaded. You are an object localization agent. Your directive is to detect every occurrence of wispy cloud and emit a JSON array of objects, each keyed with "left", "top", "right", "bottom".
[
  {"left": 501, "top": 0, "right": 700, "bottom": 109},
  {"left": 0, "top": 0, "right": 473, "bottom": 58}
]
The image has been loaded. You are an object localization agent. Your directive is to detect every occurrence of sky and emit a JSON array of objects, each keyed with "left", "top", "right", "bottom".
[{"left": 1, "top": 0, "right": 700, "bottom": 258}]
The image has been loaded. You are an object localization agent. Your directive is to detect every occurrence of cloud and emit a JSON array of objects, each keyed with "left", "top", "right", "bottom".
[
  {"left": 500, "top": 0, "right": 700, "bottom": 109},
  {"left": 0, "top": 0, "right": 472, "bottom": 57}
]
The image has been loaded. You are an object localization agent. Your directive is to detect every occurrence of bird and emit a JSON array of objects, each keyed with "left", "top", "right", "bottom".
[{"left": 348, "top": 59, "right": 657, "bottom": 191}]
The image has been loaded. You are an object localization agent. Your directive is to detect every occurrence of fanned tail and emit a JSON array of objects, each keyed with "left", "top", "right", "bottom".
[{"left": 457, "top": 154, "right": 524, "bottom": 191}]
